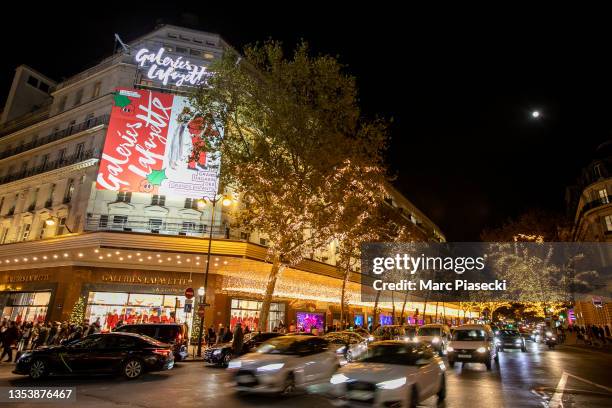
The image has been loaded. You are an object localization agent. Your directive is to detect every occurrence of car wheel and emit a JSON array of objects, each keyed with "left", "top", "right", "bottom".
[
  {"left": 437, "top": 373, "right": 446, "bottom": 401},
  {"left": 409, "top": 385, "right": 419, "bottom": 408},
  {"left": 280, "top": 372, "right": 295, "bottom": 396},
  {"left": 485, "top": 359, "right": 492, "bottom": 370},
  {"left": 28, "top": 359, "right": 48, "bottom": 380},
  {"left": 123, "top": 359, "right": 144, "bottom": 379},
  {"left": 222, "top": 353, "right": 232, "bottom": 368}
]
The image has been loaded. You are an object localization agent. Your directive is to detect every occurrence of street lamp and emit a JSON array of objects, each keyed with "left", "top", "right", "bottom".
[
  {"left": 195, "top": 193, "right": 234, "bottom": 357},
  {"left": 44, "top": 216, "right": 73, "bottom": 233}
]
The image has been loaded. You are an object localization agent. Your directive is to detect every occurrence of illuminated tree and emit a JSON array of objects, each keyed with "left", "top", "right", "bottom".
[
  {"left": 69, "top": 296, "right": 86, "bottom": 325},
  {"left": 188, "top": 41, "right": 390, "bottom": 330}
]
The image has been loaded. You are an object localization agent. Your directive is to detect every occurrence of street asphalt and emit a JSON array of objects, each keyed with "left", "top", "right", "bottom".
[{"left": 0, "top": 341, "right": 610, "bottom": 407}]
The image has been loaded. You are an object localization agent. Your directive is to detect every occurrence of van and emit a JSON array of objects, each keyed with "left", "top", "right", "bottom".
[{"left": 447, "top": 324, "right": 498, "bottom": 370}]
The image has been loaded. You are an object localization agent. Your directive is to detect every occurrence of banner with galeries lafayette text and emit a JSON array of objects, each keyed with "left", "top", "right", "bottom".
[{"left": 96, "top": 88, "right": 221, "bottom": 199}]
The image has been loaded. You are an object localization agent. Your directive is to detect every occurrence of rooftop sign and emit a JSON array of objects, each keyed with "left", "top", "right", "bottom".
[{"left": 134, "top": 47, "right": 209, "bottom": 87}]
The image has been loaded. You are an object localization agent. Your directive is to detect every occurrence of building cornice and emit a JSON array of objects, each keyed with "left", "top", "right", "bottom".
[{"left": 0, "top": 158, "right": 98, "bottom": 193}]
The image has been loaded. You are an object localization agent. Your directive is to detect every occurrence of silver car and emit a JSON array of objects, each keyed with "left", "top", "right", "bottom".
[{"left": 228, "top": 335, "right": 338, "bottom": 394}]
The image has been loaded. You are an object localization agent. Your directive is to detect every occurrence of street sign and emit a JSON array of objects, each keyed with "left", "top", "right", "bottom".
[
  {"left": 184, "top": 288, "right": 194, "bottom": 299},
  {"left": 185, "top": 299, "right": 193, "bottom": 305},
  {"left": 184, "top": 303, "right": 192, "bottom": 313}
]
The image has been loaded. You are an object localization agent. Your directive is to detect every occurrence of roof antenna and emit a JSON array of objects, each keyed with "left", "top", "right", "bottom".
[{"left": 114, "top": 34, "right": 130, "bottom": 55}]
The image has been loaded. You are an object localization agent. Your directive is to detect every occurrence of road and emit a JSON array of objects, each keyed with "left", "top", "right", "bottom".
[{"left": 0, "top": 341, "right": 610, "bottom": 407}]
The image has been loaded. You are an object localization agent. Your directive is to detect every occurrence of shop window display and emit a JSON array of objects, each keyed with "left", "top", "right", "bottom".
[
  {"left": 86, "top": 291, "right": 189, "bottom": 332},
  {"left": 1, "top": 291, "right": 50, "bottom": 323},
  {"left": 229, "top": 299, "right": 285, "bottom": 332},
  {"left": 296, "top": 311, "right": 325, "bottom": 333}
]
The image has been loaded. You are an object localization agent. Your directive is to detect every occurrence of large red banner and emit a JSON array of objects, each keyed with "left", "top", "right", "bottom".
[{"left": 96, "top": 88, "right": 221, "bottom": 198}]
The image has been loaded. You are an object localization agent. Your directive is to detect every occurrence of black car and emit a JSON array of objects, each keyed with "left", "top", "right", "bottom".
[
  {"left": 496, "top": 330, "right": 527, "bottom": 352},
  {"left": 114, "top": 323, "right": 188, "bottom": 361},
  {"left": 13, "top": 333, "right": 174, "bottom": 380},
  {"left": 204, "top": 332, "right": 282, "bottom": 367}
]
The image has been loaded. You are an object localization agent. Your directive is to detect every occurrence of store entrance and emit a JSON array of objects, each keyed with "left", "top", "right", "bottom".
[{"left": 85, "top": 291, "right": 190, "bottom": 333}]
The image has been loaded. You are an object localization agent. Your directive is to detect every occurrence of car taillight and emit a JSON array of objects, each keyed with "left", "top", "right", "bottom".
[{"left": 153, "top": 349, "right": 171, "bottom": 357}]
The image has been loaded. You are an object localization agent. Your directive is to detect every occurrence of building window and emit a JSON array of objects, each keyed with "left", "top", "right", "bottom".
[
  {"left": 599, "top": 189, "right": 609, "bottom": 204},
  {"left": 112, "top": 215, "right": 128, "bottom": 228},
  {"left": 230, "top": 299, "right": 285, "bottom": 332},
  {"left": 74, "top": 88, "right": 83, "bottom": 106},
  {"left": 149, "top": 218, "right": 162, "bottom": 233},
  {"left": 116, "top": 191, "right": 132, "bottom": 203},
  {"left": 175, "top": 46, "right": 187, "bottom": 54},
  {"left": 240, "top": 232, "right": 249, "bottom": 240},
  {"left": 75, "top": 142, "right": 85, "bottom": 159},
  {"left": 151, "top": 195, "right": 166, "bottom": 206},
  {"left": 260, "top": 238, "right": 267, "bottom": 246},
  {"left": 182, "top": 221, "right": 196, "bottom": 232},
  {"left": 184, "top": 198, "right": 198, "bottom": 209},
  {"left": 38, "top": 221, "right": 47, "bottom": 239},
  {"left": 26, "top": 75, "right": 39, "bottom": 87},
  {"left": 92, "top": 81, "right": 101, "bottom": 98},
  {"left": 98, "top": 214, "right": 109, "bottom": 228},
  {"left": 40, "top": 154, "right": 49, "bottom": 170},
  {"left": 57, "top": 217, "right": 67, "bottom": 235},
  {"left": 605, "top": 215, "right": 612, "bottom": 232},
  {"left": 58, "top": 148, "right": 66, "bottom": 163},
  {"left": 21, "top": 224, "right": 31, "bottom": 241},
  {"left": 39, "top": 82, "right": 49, "bottom": 93},
  {"left": 64, "top": 179, "right": 75, "bottom": 203},
  {"left": 2, "top": 291, "right": 51, "bottom": 323},
  {"left": 1, "top": 228, "right": 9, "bottom": 244}
]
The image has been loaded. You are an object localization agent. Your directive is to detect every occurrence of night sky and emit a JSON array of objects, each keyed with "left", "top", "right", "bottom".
[{"left": 1, "top": 5, "right": 609, "bottom": 240}]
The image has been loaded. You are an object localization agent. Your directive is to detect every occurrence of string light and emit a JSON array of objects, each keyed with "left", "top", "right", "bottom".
[
  {"left": 99, "top": 256, "right": 104, "bottom": 260},
  {"left": 115, "top": 251, "right": 120, "bottom": 255},
  {"left": 139, "top": 259, "right": 143, "bottom": 262},
  {"left": 53, "top": 255, "right": 58, "bottom": 259},
  {"left": 119, "top": 257, "right": 124, "bottom": 261},
  {"left": 94, "top": 249, "right": 99, "bottom": 253},
  {"left": 136, "top": 252, "right": 141, "bottom": 256},
  {"left": 63, "top": 253, "right": 69, "bottom": 257},
  {"left": 43, "top": 256, "right": 48, "bottom": 260}
]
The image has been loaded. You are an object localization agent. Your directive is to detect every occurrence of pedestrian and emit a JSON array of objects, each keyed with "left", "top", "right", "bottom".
[
  {"left": 223, "top": 326, "right": 233, "bottom": 343},
  {"left": 0, "top": 322, "right": 18, "bottom": 362},
  {"left": 232, "top": 322, "right": 244, "bottom": 355},
  {"left": 217, "top": 326, "right": 225, "bottom": 344},
  {"left": 207, "top": 327, "right": 215, "bottom": 346}
]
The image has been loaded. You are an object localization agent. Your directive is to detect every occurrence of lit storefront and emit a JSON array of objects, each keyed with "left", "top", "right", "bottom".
[
  {"left": 229, "top": 298, "right": 285, "bottom": 332},
  {"left": 1, "top": 291, "right": 51, "bottom": 323}
]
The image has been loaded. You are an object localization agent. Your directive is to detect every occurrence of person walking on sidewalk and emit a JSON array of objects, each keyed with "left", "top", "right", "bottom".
[{"left": 0, "top": 322, "right": 19, "bottom": 362}]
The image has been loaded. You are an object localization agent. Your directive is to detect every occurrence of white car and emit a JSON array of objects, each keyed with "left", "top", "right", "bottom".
[
  {"left": 327, "top": 341, "right": 446, "bottom": 407},
  {"left": 447, "top": 324, "right": 498, "bottom": 370},
  {"left": 323, "top": 331, "right": 369, "bottom": 363},
  {"left": 228, "top": 335, "right": 338, "bottom": 394},
  {"left": 416, "top": 324, "right": 451, "bottom": 355}
]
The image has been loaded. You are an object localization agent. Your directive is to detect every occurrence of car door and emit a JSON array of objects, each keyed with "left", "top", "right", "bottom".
[
  {"left": 415, "top": 346, "right": 439, "bottom": 399},
  {"left": 63, "top": 335, "right": 105, "bottom": 373},
  {"left": 310, "top": 338, "right": 336, "bottom": 382},
  {"left": 84, "top": 335, "right": 127, "bottom": 373}
]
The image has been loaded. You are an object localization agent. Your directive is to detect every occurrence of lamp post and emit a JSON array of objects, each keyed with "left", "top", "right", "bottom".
[
  {"left": 195, "top": 194, "right": 233, "bottom": 357},
  {"left": 196, "top": 286, "right": 205, "bottom": 357}
]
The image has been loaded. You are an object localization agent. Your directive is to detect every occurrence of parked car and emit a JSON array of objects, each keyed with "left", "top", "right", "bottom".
[
  {"left": 496, "top": 329, "right": 527, "bottom": 352},
  {"left": 13, "top": 333, "right": 174, "bottom": 380},
  {"left": 327, "top": 341, "right": 446, "bottom": 407},
  {"left": 114, "top": 323, "right": 188, "bottom": 361},
  {"left": 228, "top": 335, "right": 338, "bottom": 394},
  {"left": 447, "top": 324, "right": 498, "bottom": 370},
  {"left": 416, "top": 324, "right": 452, "bottom": 354},
  {"left": 323, "top": 331, "right": 368, "bottom": 362},
  {"left": 204, "top": 332, "right": 283, "bottom": 367},
  {"left": 371, "top": 325, "right": 417, "bottom": 342}
]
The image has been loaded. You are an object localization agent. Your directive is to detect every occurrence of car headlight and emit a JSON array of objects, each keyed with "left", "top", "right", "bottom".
[
  {"left": 431, "top": 337, "right": 440, "bottom": 344},
  {"left": 376, "top": 377, "right": 407, "bottom": 390},
  {"left": 515, "top": 340, "right": 522, "bottom": 344},
  {"left": 228, "top": 360, "right": 241, "bottom": 369},
  {"left": 447, "top": 346, "right": 454, "bottom": 352},
  {"left": 17, "top": 352, "right": 32, "bottom": 362},
  {"left": 256, "top": 363, "right": 284, "bottom": 372},
  {"left": 213, "top": 349, "right": 222, "bottom": 355},
  {"left": 336, "top": 345, "right": 346, "bottom": 354},
  {"left": 476, "top": 347, "right": 487, "bottom": 353},
  {"left": 367, "top": 336, "right": 374, "bottom": 342},
  {"left": 330, "top": 373, "right": 350, "bottom": 384}
]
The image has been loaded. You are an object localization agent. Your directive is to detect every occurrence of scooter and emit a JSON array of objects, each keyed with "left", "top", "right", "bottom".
[{"left": 545, "top": 331, "right": 557, "bottom": 349}]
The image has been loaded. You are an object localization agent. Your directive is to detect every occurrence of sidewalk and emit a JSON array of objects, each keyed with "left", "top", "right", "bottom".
[{"left": 563, "top": 332, "right": 612, "bottom": 354}]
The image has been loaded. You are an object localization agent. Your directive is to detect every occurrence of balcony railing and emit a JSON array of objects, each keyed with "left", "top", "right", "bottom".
[
  {"left": 0, "top": 114, "right": 109, "bottom": 160},
  {"left": 0, "top": 149, "right": 96, "bottom": 185},
  {"left": 576, "top": 195, "right": 612, "bottom": 222},
  {"left": 84, "top": 214, "right": 237, "bottom": 239}
]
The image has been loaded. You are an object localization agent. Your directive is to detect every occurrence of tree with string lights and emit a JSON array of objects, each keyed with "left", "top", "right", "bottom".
[{"left": 187, "top": 41, "right": 391, "bottom": 330}]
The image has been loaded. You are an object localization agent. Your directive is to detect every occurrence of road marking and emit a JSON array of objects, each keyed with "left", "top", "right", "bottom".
[
  {"left": 548, "top": 371, "right": 612, "bottom": 408},
  {"left": 549, "top": 372, "right": 568, "bottom": 408}
]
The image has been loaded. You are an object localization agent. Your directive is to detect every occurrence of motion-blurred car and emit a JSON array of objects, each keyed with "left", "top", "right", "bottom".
[
  {"left": 447, "top": 324, "right": 498, "bottom": 370},
  {"left": 204, "top": 331, "right": 283, "bottom": 367},
  {"left": 228, "top": 335, "right": 338, "bottom": 394},
  {"left": 115, "top": 323, "right": 188, "bottom": 361},
  {"left": 495, "top": 329, "right": 527, "bottom": 352},
  {"left": 354, "top": 327, "right": 370, "bottom": 339},
  {"left": 416, "top": 324, "right": 451, "bottom": 354},
  {"left": 327, "top": 341, "right": 446, "bottom": 408},
  {"left": 13, "top": 333, "right": 174, "bottom": 380},
  {"left": 372, "top": 325, "right": 417, "bottom": 342},
  {"left": 323, "top": 331, "right": 368, "bottom": 362}
]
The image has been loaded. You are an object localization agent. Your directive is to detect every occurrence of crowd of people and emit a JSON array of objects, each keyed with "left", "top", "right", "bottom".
[
  {"left": 569, "top": 324, "right": 610, "bottom": 345},
  {"left": 0, "top": 319, "right": 101, "bottom": 363}
]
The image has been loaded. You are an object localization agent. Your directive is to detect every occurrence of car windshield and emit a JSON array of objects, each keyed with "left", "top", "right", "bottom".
[
  {"left": 418, "top": 327, "right": 441, "bottom": 336},
  {"left": 452, "top": 330, "right": 486, "bottom": 341},
  {"left": 499, "top": 330, "right": 520, "bottom": 337},
  {"left": 359, "top": 344, "right": 420, "bottom": 365},
  {"left": 256, "top": 337, "right": 299, "bottom": 355}
]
